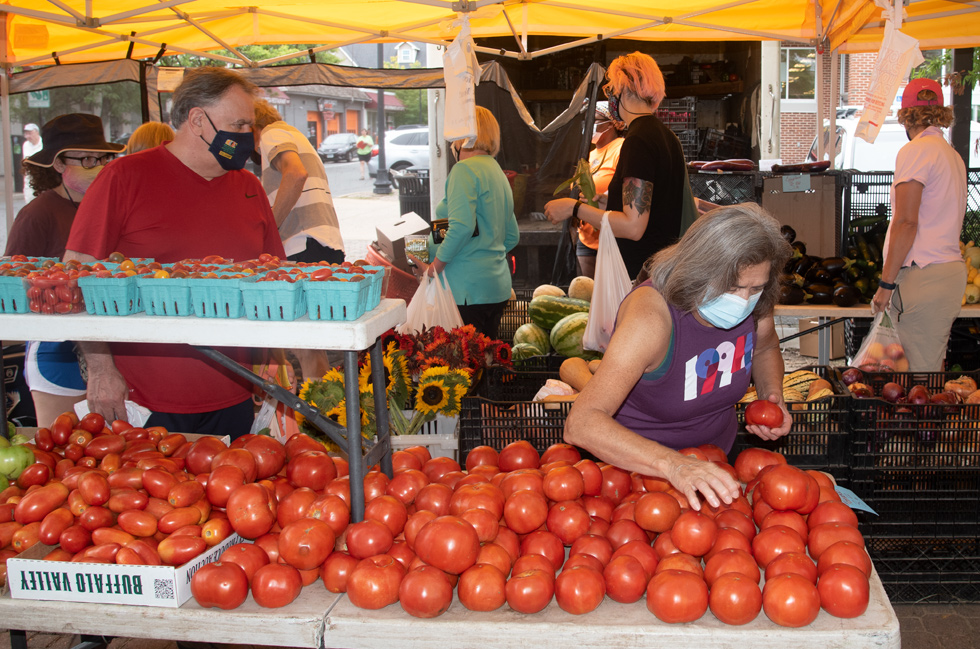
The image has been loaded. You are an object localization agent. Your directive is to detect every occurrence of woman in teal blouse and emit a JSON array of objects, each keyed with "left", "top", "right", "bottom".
[{"left": 414, "top": 107, "right": 520, "bottom": 339}]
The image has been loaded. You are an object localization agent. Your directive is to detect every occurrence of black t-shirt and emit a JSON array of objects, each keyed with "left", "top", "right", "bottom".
[
  {"left": 5, "top": 189, "right": 77, "bottom": 258},
  {"left": 606, "top": 115, "right": 687, "bottom": 279}
]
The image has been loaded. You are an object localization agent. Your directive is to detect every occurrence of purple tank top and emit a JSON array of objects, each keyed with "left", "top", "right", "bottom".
[{"left": 613, "top": 288, "right": 755, "bottom": 452}]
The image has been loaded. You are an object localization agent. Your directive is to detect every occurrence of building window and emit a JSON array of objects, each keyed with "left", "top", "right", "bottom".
[
  {"left": 397, "top": 46, "right": 415, "bottom": 65},
  {"left": 780, "top": 47, "right": 816, "bottom": 101}
]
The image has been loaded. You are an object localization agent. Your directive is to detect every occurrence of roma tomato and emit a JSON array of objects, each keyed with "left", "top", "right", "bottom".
[
  {"left": 191, "top": 561, "right": 249, "bottom": 610},
  {"left": 251, "top": 563, "right": 303, "bottom": 608},
  {"left": 554, "top": 565, "right": 605, "bottom": 614},
  {"left": 398, "top": 565, "right": 454, "bottom": 618},
  {"left": 745, "top": 400, "right": 784, "bottom": 428},
  {"left": 709, "top": 572, "right": 762, "bottom": 625},
  {"left": 646, "top": 569, "right": 708, "bottom": 623},
  {"left": 346, "top": 554, "right": 406, "bottom": 610},
  {"left": 817, "top": 563, "right": 870, "bottom": 618},
  {"left": 414, "top": 516, "right": 480, "bottom": 575},
  {"left": 762, "top": 573, "right": 821, "bottom": 627},
  {"left": 158, "top": 535, "right": 207, "bottom": 566}
]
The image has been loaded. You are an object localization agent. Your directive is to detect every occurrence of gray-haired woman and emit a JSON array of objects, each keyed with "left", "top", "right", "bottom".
[{"left": 563, "top": 203, "right": 794, "bottom": 511}]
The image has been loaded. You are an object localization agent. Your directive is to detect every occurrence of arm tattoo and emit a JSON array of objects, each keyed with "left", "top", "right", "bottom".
[{"left": 623, "top": 177, "right": 654, "bottom": 216}]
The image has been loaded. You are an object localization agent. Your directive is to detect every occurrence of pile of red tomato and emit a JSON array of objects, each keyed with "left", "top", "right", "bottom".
[{"left": 0, "top": 417, "right": 872, "bottom": 624}]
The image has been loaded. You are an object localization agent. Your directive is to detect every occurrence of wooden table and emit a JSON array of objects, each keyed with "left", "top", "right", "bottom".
[
  {"left": 774, "top": 304, "right": 980, "bottom": 365},
  {"left": 0, "top": 569, "right": 900, "bottom": 649}
]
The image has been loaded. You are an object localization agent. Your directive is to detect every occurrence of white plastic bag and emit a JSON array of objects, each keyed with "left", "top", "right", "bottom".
[
  {"left": 855, "top": 17, "right": 924, "bottom": 144},
  {"left": 443, "top": 16, "right": 480, "bottom": 146},
  {"left": 583, "top": 213, "right": 632, "bottom": 352},
  {"left": 397, "top": 272, "right": 464, "bottom": 334},
  {"left": 851, "top": 310, "right": 905, "bottom": 371}
]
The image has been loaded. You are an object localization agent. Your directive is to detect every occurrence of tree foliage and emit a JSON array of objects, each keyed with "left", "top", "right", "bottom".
[
  {"left": 912, "top": 48, "right": 980, "bottom": 94},
  {"left": 384, "top": 56, "right": 429, "bottom": 127}
]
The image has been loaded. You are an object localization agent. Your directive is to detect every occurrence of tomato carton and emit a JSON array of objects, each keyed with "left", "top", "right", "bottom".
[{"left": 3, "top": 532, "right": 245, "bottom": 607}]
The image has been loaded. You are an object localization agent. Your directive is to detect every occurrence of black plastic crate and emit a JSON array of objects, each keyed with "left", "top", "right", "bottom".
[
  {"left": 459, "top": 397, "right": 573, "bottom": 458},
  {"left": 947, "top": 320, "right": 980, "bottom": 371},
  {"left": 855, "top": 368, "right": 980, "bottom": 396},
  {"left": 844, "top": 318, "right": 871, "bottom": 360},
  {"left": 731, "top": 366, "right": 852, "bottom": 475},
  {"left": 698, "top": 129, "right": 750, "bottom": 161},
  {"left": 499, "top": 288, "right": 536, "bottom": 345},
  {"left": 481, "top": 358, "right": 565, "bottom": 401},
  {"left": 844, "top": 171, "right": 893, "bottom": 228},
  {"left": 866, "top": 537, "right": 980, "bottom": 603},
  {"left": 656, "top": 98, "right": 697, "bottom": 129}
]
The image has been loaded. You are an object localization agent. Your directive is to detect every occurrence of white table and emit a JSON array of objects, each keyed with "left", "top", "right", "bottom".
[
  {"left": 0, "top": 569, "right": 901, "bottom": 649},
  {"left": 0, "top": 584, "right": 341, "bottom": 648},
  {"left": 0, "top": 299, "right": 408, "bottom": 521},
  {"left": 774, "top": 303, "right": 980, "bottom": 365}
]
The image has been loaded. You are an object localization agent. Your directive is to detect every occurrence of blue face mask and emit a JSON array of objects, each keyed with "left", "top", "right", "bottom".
[
  {"left": 200, "top": 112, "right": 255, "bottom": 171},
  {"left": 698, "top": 290, "right": 761, "bottom": 329}
]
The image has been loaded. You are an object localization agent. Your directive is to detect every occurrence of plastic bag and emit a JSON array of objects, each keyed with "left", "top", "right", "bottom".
[
  {"left": 583, "top": 212, "right": 632, "bottom": 352},
  {"left": 249, "top": 361, "right": 299, "bottom": 442},
  {"left": 852, "top": 310, "right": 907, "bottom": 371},
  {"left": 397, "top": 272, "right": 463, "bottom": 335},
  {"left": 442, "top": 15, "right": 480, "bottom": 146}
]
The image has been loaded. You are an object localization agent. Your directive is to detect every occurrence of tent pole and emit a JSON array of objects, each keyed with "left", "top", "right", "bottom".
[
  {"left": 139, "top": 61, "right": 149, "bottom": 123},
  {"left": 1, "top": 13, "right": 13, "bottom": 236},
  {"left": 830, "top": 49, "right": 839, "bottom": 169}
]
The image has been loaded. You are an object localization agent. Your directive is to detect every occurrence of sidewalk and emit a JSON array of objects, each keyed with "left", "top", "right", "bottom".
[{"left": 332, "top": 190, "right": 401, "bottom": 262}]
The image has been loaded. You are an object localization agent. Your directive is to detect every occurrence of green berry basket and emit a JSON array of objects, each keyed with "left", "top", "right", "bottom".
[
  {"left": 241, "top": 279, "right": 307, "bottom": 321},
  {"left": 136, "top": 276, "right": 193, "bottom": 316},
  {"left": 78, "top": 275, "right": 142, "bottom": 316},
  {"left": 305, "top": 278, "right": 370, "bottom": 321},
  {"left": 190, "top": 274, "right": 258, "bottom": 319},
  {"left": 0, "top": 276, "right": 30, "bottom": 314}
]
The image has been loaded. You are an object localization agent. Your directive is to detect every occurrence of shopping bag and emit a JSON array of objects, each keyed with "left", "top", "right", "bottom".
[
  {"left": 583, "top": 212, "right": 632, "bottom": 352},
  {"left": 397, "top": 272, "right": 464, "bottom": 334},
  {"left": 249, "top": 359, "right": 300, "bottom": 442},
  {"left": 443, "top": 15, "right": 480, "bottom": 146},
  {"left": 851, "top": 310, "right": 906, "bottom": 371}
]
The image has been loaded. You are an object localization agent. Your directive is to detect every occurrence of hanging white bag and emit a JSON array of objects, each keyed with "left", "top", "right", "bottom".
[
  {"left": 583, "top": 212, "right": 632, "bottom": 352},
  {"left": 397, "top": 272, "right": 464, "bottom": 334}
]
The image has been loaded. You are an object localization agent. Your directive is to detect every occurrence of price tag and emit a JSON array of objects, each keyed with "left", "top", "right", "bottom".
[
  {"left": 782, "top": 174, "right": 811, "bottom": 193},
  {"left": 834, "top": 486, "right": 878, "bottom": 515}
]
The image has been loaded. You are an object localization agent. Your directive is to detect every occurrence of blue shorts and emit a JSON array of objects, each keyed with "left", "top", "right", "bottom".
[{"left": 25, "top": 341, "right": 86, "bottom": 397}]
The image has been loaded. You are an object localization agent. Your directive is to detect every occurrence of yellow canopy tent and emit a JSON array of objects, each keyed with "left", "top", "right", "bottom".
[{"left": 1, "top": 0, "right": 978, "bottom": 68}]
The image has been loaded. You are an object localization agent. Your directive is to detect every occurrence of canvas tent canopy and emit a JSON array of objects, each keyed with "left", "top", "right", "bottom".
[{"left": 2, "top": 0, "right": 979, "bottom": 70}]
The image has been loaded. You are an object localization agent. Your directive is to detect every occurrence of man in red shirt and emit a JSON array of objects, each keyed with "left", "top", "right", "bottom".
[{"left": 65, "top": 68, "right": 286, "bottom": 437}]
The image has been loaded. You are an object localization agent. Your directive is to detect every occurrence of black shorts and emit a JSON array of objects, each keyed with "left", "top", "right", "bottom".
[
  {"left": 357, "top": 153, "right": 372, "bottom": 162},
  {"left": 576, "top": 239, "right": 598, "bottom": 257}
]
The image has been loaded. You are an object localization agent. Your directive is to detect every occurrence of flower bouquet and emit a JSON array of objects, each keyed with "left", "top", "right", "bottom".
[{"left": 294, "top": 325, "right": 511, "bottom": 447}]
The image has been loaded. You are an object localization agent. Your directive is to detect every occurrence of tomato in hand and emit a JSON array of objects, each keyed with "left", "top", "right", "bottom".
[{"left": 745, "top": 399, "right": 784, "bottom": 428}]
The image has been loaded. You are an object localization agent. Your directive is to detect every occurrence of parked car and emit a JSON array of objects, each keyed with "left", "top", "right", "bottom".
[
  {"left": 368, "top": 127, "right": 430, "bottom": 181},
  {"left": 806, "top": 117, "right": 980, "bottom": 171},
  {"left": 317, "top": 132, "right": 358, "bottom": 163}
]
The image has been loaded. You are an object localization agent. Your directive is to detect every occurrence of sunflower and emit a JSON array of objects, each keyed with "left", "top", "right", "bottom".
[
  {"left": 384, "top": 346, "right": 412, "bottom": 410},
  {"left": 358, "top": 356, "right": 373, "bottom": 393},
  {"left": 415, "top": 377, "right": 450, "bottom": 416}
]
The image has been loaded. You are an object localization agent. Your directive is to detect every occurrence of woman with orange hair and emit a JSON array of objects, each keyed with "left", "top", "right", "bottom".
[{"left": 545, "top": 51, "right": 688, "bottom": 280}]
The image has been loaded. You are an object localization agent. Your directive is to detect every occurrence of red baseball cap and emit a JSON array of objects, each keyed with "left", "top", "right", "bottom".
[{"left": 901, "top": 78, "right": 944, "bottom": 108}]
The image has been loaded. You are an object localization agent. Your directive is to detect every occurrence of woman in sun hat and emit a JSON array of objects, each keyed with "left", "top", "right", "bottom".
[
  {"left": 4, "top": 113, "right": 124, "bottom": 427},
  {"left": 871, "top": 78, "right": 967, "bottom": 371}
]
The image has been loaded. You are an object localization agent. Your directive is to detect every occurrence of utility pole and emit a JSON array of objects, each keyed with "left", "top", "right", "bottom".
[{"left": 374, "top": 43, "right": 392, "bottom": 195}]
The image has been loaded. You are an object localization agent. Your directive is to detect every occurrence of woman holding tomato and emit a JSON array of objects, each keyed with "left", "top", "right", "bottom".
[{"left": 564, "top": 203, "right": 794, "bottom": 510}]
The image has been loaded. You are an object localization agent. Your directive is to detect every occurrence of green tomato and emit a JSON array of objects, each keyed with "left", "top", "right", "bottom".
[
  {"left": 6, "top": 421, "right": 14, "bottom": 438},
  {"left": 0, "top": 444, "right": 34, "bottom": 480},
  {"left": 0, "top": 473, "right": 8, "bottom": 491},
  {"left": 0, "top": 435, "right": 8, "bottom": 449},
  {"left": 8, "top": 434, "right": 30, "bottom": 446}
]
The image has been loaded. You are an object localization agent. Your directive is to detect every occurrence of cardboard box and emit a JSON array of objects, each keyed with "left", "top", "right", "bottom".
[
  {"left": 4, "top": 533, "right": 245, "bottom": 607},
  {"left": 798, "top": 318, "right": 846, "bottom": 359},
  {"left": 375, "top": 212, "right": 429, "bottom": 273}
]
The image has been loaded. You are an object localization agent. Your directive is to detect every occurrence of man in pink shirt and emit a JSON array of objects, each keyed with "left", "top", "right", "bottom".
[{"left": 872, "top": 78, "right": 967, "bottom": 371}]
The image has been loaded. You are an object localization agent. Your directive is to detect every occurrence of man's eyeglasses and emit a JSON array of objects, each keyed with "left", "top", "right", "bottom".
[{"left": 61, "top": 153, "right": 116, "bottom": 169}]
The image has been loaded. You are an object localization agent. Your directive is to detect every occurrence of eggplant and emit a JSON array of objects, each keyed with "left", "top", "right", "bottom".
[
  {"left": 805, "top": 283, "right": 835, "bottom": 304},
  {"left": 820, "top": 257, "right": 853, "bottom": 276},
  {"left": 791, "top": 241, "right": 807, "bottom": 255},
  {"left": 833, "top": 284, "right": 862, "bottom": 307},
  {"left": 854, "top": 277, "right": 871, "bottom": 296},
  {"left": 780, "top": 225, "right": 797, "bottom": 244},
  {"left": 778, "top": 284, "right": 807, "bottom": 305},
  {"left": 804, "top": 266, "right": 833, "bottom": 285},
  {"left": 792, "top": 255, "right": 817, "bottom": 277},
  {"left": 779, "top": 273, "right": 805, "bottom": 287}
]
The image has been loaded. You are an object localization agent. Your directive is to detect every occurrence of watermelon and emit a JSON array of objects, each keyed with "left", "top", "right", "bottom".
[
  {"left": 550, "top": 312, "right": 595, "bottom": 359},
  {"left": 511, "top": 343, "right": 542, "bottom": 363},
  {"left": 513, "top": 322, "right": 550, "bottom": 355},
  {"left": 528, "top": 295, "right": 591, "bottom": 332}
]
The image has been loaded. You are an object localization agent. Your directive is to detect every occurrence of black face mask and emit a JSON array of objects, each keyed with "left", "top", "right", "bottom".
[{"left": 200, "top": 111, "right": 255, "bottom": 171}]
